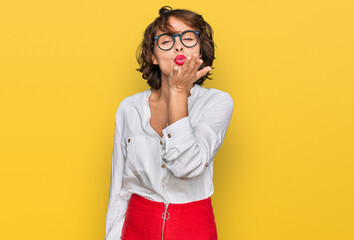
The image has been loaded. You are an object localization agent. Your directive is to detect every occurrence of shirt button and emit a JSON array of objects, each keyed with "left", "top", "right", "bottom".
[
  {"left": 127, "top": 139, "right": 131, "bottom": 143},
  {"left": 205, "top": 163, "right": 209, "bottom": 167},
  {"left": 167, "top": 134, "right": 171, "bottom": 138},
  {"left": 161, "top": 164, "right": 166, "bottom": 168},
  {"left": 160, "top": 140, "right": 163, "bottom": 145}
]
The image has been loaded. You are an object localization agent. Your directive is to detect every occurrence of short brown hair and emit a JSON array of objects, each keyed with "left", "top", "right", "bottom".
[{"left": 136, "top": 6, "right": 216, "bottom": 89}]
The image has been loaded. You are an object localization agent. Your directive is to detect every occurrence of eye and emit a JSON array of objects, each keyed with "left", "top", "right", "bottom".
[
  {"left": 158, "top": 34, "right": 174, "bottom": 45},
  {"left": 161, "top": 40, "right": 173, "bottom": 45}
]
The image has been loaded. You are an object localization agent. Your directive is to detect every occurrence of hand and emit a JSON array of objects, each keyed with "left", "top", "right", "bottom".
[{"left": 168, "top": 53, "right": 212, "bottom": 92}]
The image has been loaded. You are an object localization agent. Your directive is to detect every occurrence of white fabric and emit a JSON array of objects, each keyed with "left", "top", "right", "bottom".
[{"left": 104, "top": 84, "right": 234, "bottom": 240}]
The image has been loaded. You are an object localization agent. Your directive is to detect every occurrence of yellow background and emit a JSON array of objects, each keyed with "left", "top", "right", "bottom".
[{"left": 1, "top": 0, "right": 353, "bottom": 239}]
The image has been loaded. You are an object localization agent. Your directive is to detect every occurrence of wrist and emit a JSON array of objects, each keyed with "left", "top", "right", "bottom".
[
  {"left": 168, "top": 87, "right": 188, "bottom": 93},
  {"left": 168, "top": 88, "right": 188, "bottom": 100}
]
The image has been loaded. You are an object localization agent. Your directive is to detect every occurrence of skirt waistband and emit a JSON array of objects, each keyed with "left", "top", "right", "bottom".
[{"left": 130, "top": 193, "right": 212, "bottom": 209}]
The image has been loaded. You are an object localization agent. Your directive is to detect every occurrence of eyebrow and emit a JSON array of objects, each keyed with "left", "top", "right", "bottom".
[{"left": 159, "top": 29, "right": 195, "bottom": 35}]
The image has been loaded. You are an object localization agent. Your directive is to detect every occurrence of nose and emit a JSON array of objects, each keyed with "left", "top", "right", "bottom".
[{"left": 174, "top": 36, "right": 184, "bottom": 52}]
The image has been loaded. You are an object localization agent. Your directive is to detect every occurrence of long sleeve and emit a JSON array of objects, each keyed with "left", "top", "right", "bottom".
[
  {"left": 104, "top": 111, "right": 128, "bottom": 240},
  {"left": 161, "top": 92, "right": 234, "bottom": 179}
]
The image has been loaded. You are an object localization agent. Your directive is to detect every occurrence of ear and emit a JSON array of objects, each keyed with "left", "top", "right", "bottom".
[{"left": 151, "top": 53, "right": 159, "bottom": 65}]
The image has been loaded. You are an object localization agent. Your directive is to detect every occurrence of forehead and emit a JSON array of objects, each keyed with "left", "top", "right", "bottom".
[{"left": 155, "top": 16, "right": 196, "bottom": 36}]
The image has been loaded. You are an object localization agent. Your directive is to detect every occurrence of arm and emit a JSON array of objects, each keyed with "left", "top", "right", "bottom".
[
  {"left": 104, "top": 110, "right": 128, "bottom": 240},
  {"left": 167, "top": 89, "right": 188, "bottom": 125},
  {"left": 162, "top": 92, "right": 234, "bottom": 179},
  {"left": 167, "top": 53, "right": 211, "bottom": 125}
]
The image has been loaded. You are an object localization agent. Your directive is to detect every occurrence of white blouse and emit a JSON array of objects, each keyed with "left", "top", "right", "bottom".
[{"left": 105, "top": 83, "right": 234, "bottom": 240}]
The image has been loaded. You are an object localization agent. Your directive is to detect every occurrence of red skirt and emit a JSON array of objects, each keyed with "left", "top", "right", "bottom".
[{"left": 121, "top": 193, "right": 218, "bottom": 240}]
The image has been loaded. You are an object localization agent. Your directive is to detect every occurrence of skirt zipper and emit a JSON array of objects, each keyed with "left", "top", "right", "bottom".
[{"left": 161, "top": 202, "right": 170, "bottom": 240}]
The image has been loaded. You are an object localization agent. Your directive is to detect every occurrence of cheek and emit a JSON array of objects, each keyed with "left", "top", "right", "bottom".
[
  {"left": 154, "top": 53, "right": 173, "bottom": 73},
  {"left": 155, "top": 51, "right": 172, "bottom": 64}
]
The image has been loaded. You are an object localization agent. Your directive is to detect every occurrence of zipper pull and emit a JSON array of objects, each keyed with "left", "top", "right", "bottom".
[{"left": 162, "top": 202, "right": 170, "bottom": 220}]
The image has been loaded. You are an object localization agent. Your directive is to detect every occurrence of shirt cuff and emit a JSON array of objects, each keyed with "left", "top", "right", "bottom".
[
  {"left": 162, "top": 116, "right": 193, "bottom": 140},
  {"left": 161, "top": 116, "right": 194, "bottom": 159}
]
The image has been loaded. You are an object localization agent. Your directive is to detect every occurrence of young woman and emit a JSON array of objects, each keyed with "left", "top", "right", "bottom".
[{"left": 105, "top": 6, "right": 234, "bottom": 240}]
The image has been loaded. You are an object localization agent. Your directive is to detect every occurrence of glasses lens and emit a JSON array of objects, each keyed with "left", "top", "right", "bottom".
[
  {"left": 181, "top": 31, "right": 198, "bottom": 47},
  {"left": 158, "top": 34, "right": 174, "bottom": 50}
]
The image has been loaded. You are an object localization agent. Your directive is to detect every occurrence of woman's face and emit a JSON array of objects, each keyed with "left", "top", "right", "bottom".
[{"left": 152, "top": 16, "right": 201, "bottom": 81}]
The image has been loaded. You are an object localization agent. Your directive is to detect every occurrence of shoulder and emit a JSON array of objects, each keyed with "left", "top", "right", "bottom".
[
  {"left": 115, "top": 90, "right": 148, "bottom": 122},
  {"left": 198, "top": 85, "right": 234, "bottom": 106}
]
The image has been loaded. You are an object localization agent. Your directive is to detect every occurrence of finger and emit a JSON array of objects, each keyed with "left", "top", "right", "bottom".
[
  {"left": 170, "top": 65, "right": 179, "bottom": 79},
  {"left": 196, "top": 66, "right": 212, "bottom": 80},
  {"left": 194, "top": 58, "right": 203, "bottom": 72},
  {"left": 192, "top": 59, "right": 203, "bottom": 81},
  {"left": 181, "top": 56, "right": 191, "bottom": 74},
  {"left": 188, "top": 53, "right": 198, "bottom": 73},
  {"left": 171, "top": 65, "right": 177, "bottom": 74},
  {"left": 175, "top": 65, "right": 181, "bottom": 76}
]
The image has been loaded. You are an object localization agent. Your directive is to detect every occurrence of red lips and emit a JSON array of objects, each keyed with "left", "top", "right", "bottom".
[{"left": 174, "top": 55, "right": 186, "bottom": 65}]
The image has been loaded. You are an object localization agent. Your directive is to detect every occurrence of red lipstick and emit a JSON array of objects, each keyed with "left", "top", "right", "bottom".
[{"left": 174, "top": 55, "right": 186, "bottom": 65}]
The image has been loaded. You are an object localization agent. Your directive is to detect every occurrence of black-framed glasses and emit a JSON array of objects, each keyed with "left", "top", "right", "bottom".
[{"left": 154, "top": 30, "right": 200, "bottom": 51}]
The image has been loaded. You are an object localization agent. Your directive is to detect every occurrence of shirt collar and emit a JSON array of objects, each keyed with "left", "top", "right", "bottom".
[
  {"left": 189, "top": 83, "right": 200, "bottom": 100},
  {"left": 143, "top": 84, "right": 202, "bottom": 138}
]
